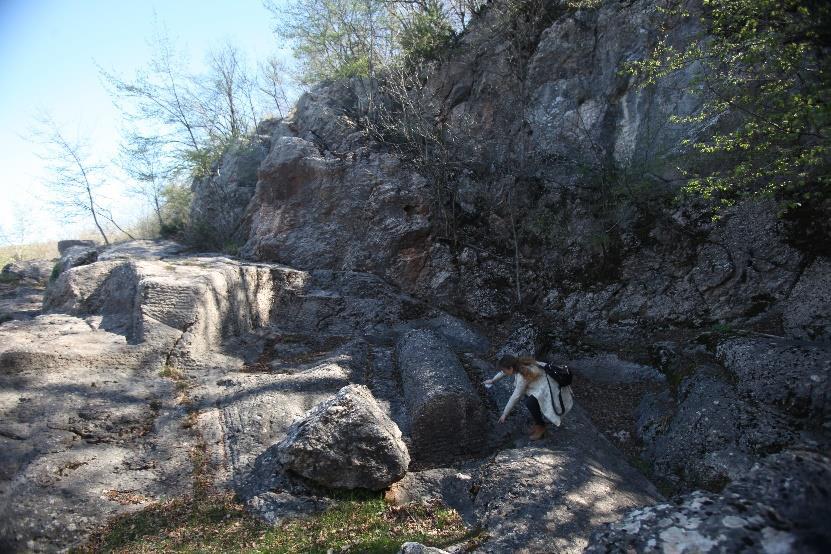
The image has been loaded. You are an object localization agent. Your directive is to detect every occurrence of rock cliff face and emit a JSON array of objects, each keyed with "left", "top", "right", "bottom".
[{"left": 194, "top": 0, "right": 829, "bottom": 345}]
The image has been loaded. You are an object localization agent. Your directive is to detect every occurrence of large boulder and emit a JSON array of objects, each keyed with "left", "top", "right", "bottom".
[
  {"left": 638, "top": 369, "right": 798, "bottom": 491},
  {"left": 43, "top": 260, "right": 128, "bottom": 316},
  {"left": 276, "top": 384, "right": 410, "bottom": 490},
  {"left": 717, "top": 337, "right": 831, "bottom": 427},
  {"left": 396, "top": 329, "right": 488, "bottom": 461},
  {"left": 238, "top": 82, "right": 435, "bottom": 295},
  {"left": 587, "top": 450, "right": 831, "bottom": 554},
  {"left": 57, "top": 239, "right": 96, "bottom": 255},
  {"left": 56, "top": 244, "right": 99, "bottom": 274},
  {"left": 189, "top": 136, "right": 272, "bottom": 248}
]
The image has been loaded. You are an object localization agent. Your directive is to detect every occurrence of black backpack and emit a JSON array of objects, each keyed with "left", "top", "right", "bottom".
[
  {"left": 539, "top": 362, "right": 573, "bottom": 416},
  {"left": 540, "top": 362, "right": 573, "bottom": 388}
]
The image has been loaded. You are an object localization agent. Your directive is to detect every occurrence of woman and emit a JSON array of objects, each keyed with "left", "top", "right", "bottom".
[{"left": 484, "top": 355, "right": 574, "bottom": 440}]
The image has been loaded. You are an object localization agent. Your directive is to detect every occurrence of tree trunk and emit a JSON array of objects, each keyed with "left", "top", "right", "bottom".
[{"left": 88, "top": 188, "right": 109, "bottom": 245}]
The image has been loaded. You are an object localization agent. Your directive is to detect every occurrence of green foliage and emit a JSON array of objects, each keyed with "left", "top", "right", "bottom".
[
  {"left": 184, "top": 139, "right": 229, "bottom": 181},
  {"left": 399, "top": 0, "right": 456, "bottom": 65},
  {"left": 269, "top": 0, "right": 466, "bottom": 85},
  {"left": 49, "top": 263, "right": 61, "bottom": 283},
  {"left": 628, "top": 0, "right": 831, "bottom": 217},
  {"left": 270, "top": 0, "right": 396, "bottom": 84},
  {"left": 159, "top": 184, "right": 192, "bottom": 238}
]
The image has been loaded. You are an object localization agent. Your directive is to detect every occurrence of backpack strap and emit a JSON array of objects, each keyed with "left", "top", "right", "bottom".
[{"left": 545, "top": 372, "right": 566, "bottom": 416}]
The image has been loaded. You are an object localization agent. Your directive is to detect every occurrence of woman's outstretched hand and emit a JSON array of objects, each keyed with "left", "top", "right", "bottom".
[
  {"left": 498, "top": 415, "right": 506, "bottom": 424},
  {"left": 483, "top": 379, "right": 494, "bottom": 386}
]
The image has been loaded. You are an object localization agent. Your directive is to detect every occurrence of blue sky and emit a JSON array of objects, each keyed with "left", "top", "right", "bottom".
[{"left": 0, "top": 0, "right": 290, "bottom": 243}]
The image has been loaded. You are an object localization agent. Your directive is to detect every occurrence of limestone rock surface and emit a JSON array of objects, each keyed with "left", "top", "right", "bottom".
[
  {"left": 638, "top": 369, "right": 798, "bottom": 490},
  {"left": 56, "top": 244, "right": 99, "bottom": 274},
  {"left": 0, "top": 242, "right": 284, "bottom": 550},
  {"left": 57, "top": 239, "right": 96, "bottom": 255},
  {"left": 399, "top": 543, "right": 449, "bottom": 554},
  {"left": 783, "top": 258, "right": 831, "bottom": 342},
  {"left": 471, "top": 406, "right": 662, "bottom": 553},
  {"left": 717, "top": 336, "right": 831, "bottom": 426}
]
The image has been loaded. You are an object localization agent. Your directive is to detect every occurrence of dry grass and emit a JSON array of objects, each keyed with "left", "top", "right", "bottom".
[
  {"left": 0, "top": 242, "right": 59, "bottom": 269},
  {"left": 0, "top": 215, "right": 165, "bottom": 270}
]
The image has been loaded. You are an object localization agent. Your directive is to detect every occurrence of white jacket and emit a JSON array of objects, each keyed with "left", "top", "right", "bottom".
[{"left": 491, "top": 363, "right": 574, "bottom": 426}]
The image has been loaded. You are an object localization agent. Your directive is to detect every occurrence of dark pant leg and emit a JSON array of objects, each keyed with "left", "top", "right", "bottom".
[{"left": 524, "top": 395, "right": 545, "bottom": 425}]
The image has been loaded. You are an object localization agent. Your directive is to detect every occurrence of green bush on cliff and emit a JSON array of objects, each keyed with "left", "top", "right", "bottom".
[
  {"left": 267, "top": 0, "right": 467, "bottom": 86},
  {"left": 630, "top": 0, "right": 831, "bottom": 222},
  {"left": 399, "top": 0, "right": 456, "bottom": 66}
]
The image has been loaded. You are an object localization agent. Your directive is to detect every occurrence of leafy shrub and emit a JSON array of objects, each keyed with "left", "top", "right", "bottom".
[
  {"left": 49, "top": 262, "right": 61, "bottom": 283},
  {"left": 160, "top": 184, "right": 192, "bottom": 238},
  {"left": 629, "top": 0, "right": 831, "bottom": 224},
  {"left": 400, "top": 0, "right": 456, "bottom": 66}
]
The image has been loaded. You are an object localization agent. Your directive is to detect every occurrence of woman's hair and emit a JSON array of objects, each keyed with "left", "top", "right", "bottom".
[{"left": 498, "top": 355, "right": 541, "bottom": 380}]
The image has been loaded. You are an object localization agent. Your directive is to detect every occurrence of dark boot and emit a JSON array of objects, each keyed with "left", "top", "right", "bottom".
[{"left": 529, "top": 424, "right": 546, "bottom": 440}]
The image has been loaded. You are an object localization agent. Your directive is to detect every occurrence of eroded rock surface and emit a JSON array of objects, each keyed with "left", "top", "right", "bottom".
[
  {"left": 56, "top": 244, "right": 99, "bottom": 274},
  {"left": 0, "top": 281, "right": 44, "bottom": 323},
  {"left": 587, "top": 450, "right": 831, "bottom": 554},
  {"left": 0, "top": 313, "right": 189, "bottom": 552},
  {"left": 239, "top": 116, "right": 433, "bottom": 294},
  {"left": 472, "top": 407, "right": 662, "bottom": 553},
  {"left": 784, "top": 258, "right": 831, "bottom": 342},
  {"left": 0, "top": 245, "right": 289, "bottom": 550},
  {"left": 397, "top": 329, "right": 488, "bottom": 461},
  {"left": 0, "top": 240, "right": 674, "bottom": 551},
  {"left": 717, "top": 336, "right": 831, "bottom": 427},
  {"left": 57, "top": 240, "right": 96, "bottom": 255},
  {"left": 630, "top": 334, "right": 830, "bottom": 492}
]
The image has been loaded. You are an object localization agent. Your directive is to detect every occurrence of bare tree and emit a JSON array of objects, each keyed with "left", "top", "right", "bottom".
[
  {"left": 32, "top": 114, "right": 121, "bottom": 245},
  {"left": 1, "top": 200, "right": 35, "bottom": 261},
  {"left": 118, "top": 133, "right": 172, "bottom": 229},
  {"left": 99, "top": 28, "right": 207, "bottom": 174},
  {"left": 197, "top": 43, "right": 254, "bottom": 141},
  {"left": 259, "top": 55, "right": 292, "bottom": 117},
  {"left": 104, "top": 31, "right": 277, "bottom": 183},
  {"left": 370, "top": 62, "right": 480, "bottom": 245}
]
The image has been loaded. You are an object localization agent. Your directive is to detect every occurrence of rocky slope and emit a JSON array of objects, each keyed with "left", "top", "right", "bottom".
[{"left": 2, "top": 241, "right": 660, "bottom": 552}]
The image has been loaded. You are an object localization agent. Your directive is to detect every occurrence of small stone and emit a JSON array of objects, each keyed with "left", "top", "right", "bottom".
[{"left": 721, "top": 515, "right": 746, "bottom": 529}]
